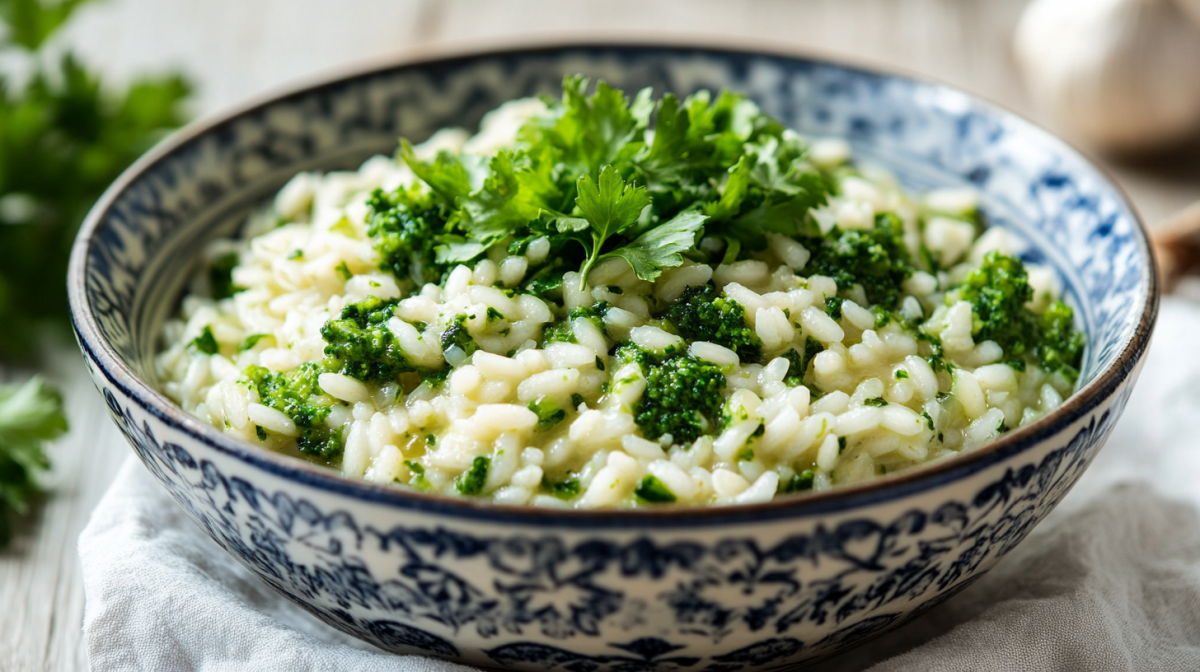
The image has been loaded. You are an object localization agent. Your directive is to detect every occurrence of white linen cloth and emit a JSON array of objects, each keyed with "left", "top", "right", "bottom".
[{"left": 80, "top": 298, "right": 1200, "bottom": 672}]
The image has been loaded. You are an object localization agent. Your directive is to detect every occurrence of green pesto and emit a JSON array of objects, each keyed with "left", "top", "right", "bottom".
[
  {"left": 321, "top": 296, "right": 419, "bottom": 384},
  {"left": 953, "top": 251, "right": 1085, "bottom": 380},
  {"left": 244, "top": 363, "right": 342, "bottom": 458},
  {"left": 239, "top": 333, "right": 273, "bottom": 352},
  {"left": 364, "top": 187, "right": 448, "bottom": 291},
  {"left": 799, "top": 213, "right": 915, "bottom": 308}
]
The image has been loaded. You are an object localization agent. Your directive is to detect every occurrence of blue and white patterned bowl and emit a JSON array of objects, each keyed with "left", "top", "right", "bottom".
[{"left": 68, "top": 41, "right": 1158, "bottom": 670}]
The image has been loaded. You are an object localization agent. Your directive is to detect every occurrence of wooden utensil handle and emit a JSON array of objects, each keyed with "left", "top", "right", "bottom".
[{"left": 1152, "top": 201, "right": 1200, "bottom": 292}]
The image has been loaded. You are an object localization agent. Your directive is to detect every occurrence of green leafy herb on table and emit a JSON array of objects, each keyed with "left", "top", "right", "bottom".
[
  {"left": 0, "top": 0, "right": 191, "bottom": 360},
  {"left": 0, "top": 376, "right": 68, "bottom": 548}
]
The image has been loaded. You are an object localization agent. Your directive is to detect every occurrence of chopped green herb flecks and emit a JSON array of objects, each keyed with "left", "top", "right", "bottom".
[
  {"left": 404, "top": 460, "right": 430, "bottom": 490},
  {"left": 634, "top": 475, "right": 676, "bottom": 503},
  {"left": 781, "top": 337, "right": 824, "bottom": 386},
  {"left": 863, "top": 397, "right": 888, "bottom": 407},
  {"left": 825, "top": 296, "right": 844, "bottom": 320},
  {"left": 209, "top": 252, "right": 242, "bottom": 299},
  {"left": 542, "top": 475, "right": 581, "bottom": 500},
  {"left": 190, "top": 326, "right": 219, "bottom": 355},
  {"left": 239, "top": 333, "right": 273, "bottom": 352},
  {"left": 456, "top": 456, "right": 490, "bottom": 495},
  {"left": 780, "top": 469, "right": 815, "bottom": 494},
  {"left": 335, "top": 261, "right": 352, "bottom": 281},
  {"left": 894, "top": 369, "right": 909, "bottom": 379},
  {"left": 528, "top": 397, "right": 567, "bottom": 431},
  {"left": 440, "top": 314, "right": 478, "bottom": 360}
]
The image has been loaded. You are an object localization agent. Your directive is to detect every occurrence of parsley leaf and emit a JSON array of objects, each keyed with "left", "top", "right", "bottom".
[
  {"left": 0, "top": 0, "right": 191, "bottom": 361},
  {"left": 0, "top": 376, "right": 67, "bottom": 547},
  {"left": 574, "top": 165, "right": 650, "bottom": 284},
  {"left": 601, "top": 210, "right": 707, "bottom": 282}
]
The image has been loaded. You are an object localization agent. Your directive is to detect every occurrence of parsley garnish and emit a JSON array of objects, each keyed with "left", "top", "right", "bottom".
[{"left": 0, "top": 377, "right": 67, "bottom": 547}]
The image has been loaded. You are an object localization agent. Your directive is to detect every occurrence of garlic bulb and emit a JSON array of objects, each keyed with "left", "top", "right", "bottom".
[{"left": 1014, "top": 0, "right": 1200, "bottom": 151}]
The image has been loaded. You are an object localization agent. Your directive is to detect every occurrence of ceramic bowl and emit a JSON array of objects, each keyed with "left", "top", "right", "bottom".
[{"left": 68, "top": 40, "right": 1158, "bottom": 670}]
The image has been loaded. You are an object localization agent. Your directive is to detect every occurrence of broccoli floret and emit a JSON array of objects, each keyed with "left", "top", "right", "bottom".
[
  {"left": 365, "top": 187, "right": 448, "bottom": 291},
  {"left": 799, "top": 213, "right": 914, "bottom": 308},
  {"left": 661, "top": 284, "right": 762, "bottom": 361},
  {"left": 634, "top": 354, "right": 727, "bottom": 443},
  {"left": 953, "top": 251, "right": 1085, "bottom": 380},
  {"left": 245, "top": 363, "right": 343, "bottom": 459},
  {"left": 320, "top": 296, "right": 418, "bottom": 384}
]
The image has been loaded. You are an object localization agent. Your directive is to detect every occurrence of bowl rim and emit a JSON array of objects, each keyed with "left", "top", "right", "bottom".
[{"left": 67, "top": 35, "right": 1160, "bottom": 527}]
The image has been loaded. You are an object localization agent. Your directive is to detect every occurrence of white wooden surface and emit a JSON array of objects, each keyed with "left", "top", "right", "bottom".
[{"left": 2, "top": 1, "right": 1197, "bottom": 669}]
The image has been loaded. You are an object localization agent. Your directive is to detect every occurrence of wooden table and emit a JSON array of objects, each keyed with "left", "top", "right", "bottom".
[{"left": 4, "top": 1, "right": 1197, "bottom": 669}]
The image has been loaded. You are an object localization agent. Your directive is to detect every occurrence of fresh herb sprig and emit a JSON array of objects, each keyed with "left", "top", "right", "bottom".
[
  {"left": 0, "top": 0, "right": 191, "bottom": 360},
  {"left": 0, "top": 376, "right": 68, "bottom": 548},
  {"left": 389, "top": 75, "right": 834, "bottom": 294}
]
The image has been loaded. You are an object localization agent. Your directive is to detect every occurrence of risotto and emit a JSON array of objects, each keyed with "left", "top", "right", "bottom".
[{"left": 156, "top": 78, "right": 1085, "bottom": 508}]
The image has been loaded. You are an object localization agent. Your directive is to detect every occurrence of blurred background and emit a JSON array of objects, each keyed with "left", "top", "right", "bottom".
[{"left": 4, "top": 0, "right": 1200, "bottom": 669}]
